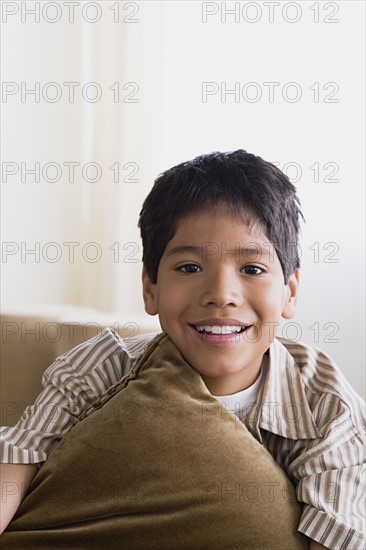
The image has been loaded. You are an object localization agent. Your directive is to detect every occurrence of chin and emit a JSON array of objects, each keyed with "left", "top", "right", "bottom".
[{"left": 197, "top": 366, "right": 238, "bottom": 378}]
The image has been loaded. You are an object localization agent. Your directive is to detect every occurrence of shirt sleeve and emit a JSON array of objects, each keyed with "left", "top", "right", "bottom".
[
  {"left": 289, "top": 393, "right": 366, "bottom": 550},
  {"left": 0, "top": 328, "right": 136, "bottom": 464}
]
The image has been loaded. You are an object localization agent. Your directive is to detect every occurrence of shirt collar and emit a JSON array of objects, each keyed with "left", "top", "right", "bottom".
[{"left": 245, "top": 338, "right": 322, "bottom": 442}]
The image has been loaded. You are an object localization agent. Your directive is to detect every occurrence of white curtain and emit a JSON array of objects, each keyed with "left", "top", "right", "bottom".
[
  {"left": 77, "top": 3, "right": 166, "bottom": 314},
  {"left": 2, "top": 1, "right": 166, "bottom": 316}
]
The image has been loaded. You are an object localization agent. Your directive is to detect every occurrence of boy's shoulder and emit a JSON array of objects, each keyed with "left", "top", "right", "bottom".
[
  {"left": 276, "top": 336, "right": 341, "bottom": 378},
  {"left": 270, "top": 336, "right": 365, "bottom": 434},
  {"left": 275, "top": 336, "right": 354, "bottom": 397},
  {"left": 43, "top": 328, "right": 158, "bottom": 382}
]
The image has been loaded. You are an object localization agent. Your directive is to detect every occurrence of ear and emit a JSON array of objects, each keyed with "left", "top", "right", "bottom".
[
  {"left": 281, "top": 269, "right": 300, "bottom": 320},
  {"left": 142, "top": 265, "right": 158, "bottom": 316}
]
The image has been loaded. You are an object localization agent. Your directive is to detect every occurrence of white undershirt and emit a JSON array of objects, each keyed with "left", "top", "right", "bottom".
[{"left": 213, "top": 355, "right": 268, "bottom": 421}]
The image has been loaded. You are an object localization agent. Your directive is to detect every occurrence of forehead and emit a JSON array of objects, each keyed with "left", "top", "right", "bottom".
[
  {"left": 169, "top": 207, "right": 269, "bottom": 245},
  {"left": 163, "top": 207, "right": 277, "bottom": 263}
]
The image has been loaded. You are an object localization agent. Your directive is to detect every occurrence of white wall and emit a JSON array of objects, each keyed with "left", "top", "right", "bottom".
[{"left": 1, "top": 1, "right": 365, "bottom": 396}]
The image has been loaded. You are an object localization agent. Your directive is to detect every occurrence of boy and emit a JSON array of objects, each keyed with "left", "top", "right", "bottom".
[{"left": 1, "top": 150, "right": 365, "bottom": 548}]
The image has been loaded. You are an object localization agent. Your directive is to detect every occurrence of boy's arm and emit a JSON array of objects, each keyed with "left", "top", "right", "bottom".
[
  {"left": 0, "top": 328, "right": 139, "bottom": 532},
  {"left": 1, "top": 330, "right": 157, "bottom": 468},
  {"left": 0, "top": 328, "right": 134, "bottom": 466},
  {"left": 272, "top": 341, "right": 366, "bottom": 550},
  {"left": 0, "top": 464, "right": 38, "bottom": 534},
  {"left": 291, "top": 396, "right": 366, "bottom": 549}
]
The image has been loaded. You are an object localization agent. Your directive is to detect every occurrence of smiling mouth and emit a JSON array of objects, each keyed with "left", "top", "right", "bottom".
[{"left": 191, "top": 324, "right": 252, "bottom": 335}]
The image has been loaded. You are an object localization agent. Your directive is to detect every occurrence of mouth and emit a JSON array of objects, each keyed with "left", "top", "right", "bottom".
[
  {"left": 192, "top": 325, "right": 251, "bottom": 335},
  {"left": 189, "top": 319, "right": 253, "bottom": 336}
]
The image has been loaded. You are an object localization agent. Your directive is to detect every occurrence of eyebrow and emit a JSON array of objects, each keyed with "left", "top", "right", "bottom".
[
  {"left": 166, "top": 245, "right": 273, "bottom": 258},
  {"left": 166, "top": 246, "right": 202, "bottom": 257}
]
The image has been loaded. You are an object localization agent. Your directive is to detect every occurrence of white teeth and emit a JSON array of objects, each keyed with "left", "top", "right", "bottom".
[{"left": 196, "top": 325, "right": 245, "bottom": 334}]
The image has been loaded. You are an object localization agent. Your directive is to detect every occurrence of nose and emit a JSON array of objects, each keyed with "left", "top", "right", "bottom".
[{"left": 199, "top": 266, "right": 244, "bottom": 308}]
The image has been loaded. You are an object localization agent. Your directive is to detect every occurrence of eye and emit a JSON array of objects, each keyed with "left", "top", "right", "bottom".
[
  {"left": 241, "top": 265, "right": 264, "bottom": 276},
  {"left": 176, "top": 263, "right": 202, "bottom": 273}
]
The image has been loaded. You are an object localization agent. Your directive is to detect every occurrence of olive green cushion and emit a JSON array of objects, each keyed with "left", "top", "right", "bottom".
[{"left": 2, "top": 333, "right": 308, "bottom": 549}]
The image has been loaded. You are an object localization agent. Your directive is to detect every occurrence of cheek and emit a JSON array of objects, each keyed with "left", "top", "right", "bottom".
[
  {"left": 156, "top": 281, "right": 187, "bottom": 318},
  {"left": 251, "top": 282, "right": 285, "bottom": 317},
  {"left": 159, "top": 283, "right": 186, "bottom": 306}
]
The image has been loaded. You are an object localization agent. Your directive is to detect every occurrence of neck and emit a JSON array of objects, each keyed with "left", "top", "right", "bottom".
[{"left": 202, "top": 358, "right": 263, "bottom": 396}]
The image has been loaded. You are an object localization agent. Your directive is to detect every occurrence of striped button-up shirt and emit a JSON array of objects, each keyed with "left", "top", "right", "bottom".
[{"left": 1, "top": 329, "right": 365, "bottom": 549}]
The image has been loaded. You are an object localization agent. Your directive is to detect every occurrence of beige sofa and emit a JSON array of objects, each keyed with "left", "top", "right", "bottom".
[{"left": 1, "top": 307, "right": 160, "bottom": 427}]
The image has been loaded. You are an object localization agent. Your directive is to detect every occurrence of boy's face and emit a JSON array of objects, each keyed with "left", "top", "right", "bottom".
[{"left": 142, "top": 206, "right": 299, "bottom": 396}]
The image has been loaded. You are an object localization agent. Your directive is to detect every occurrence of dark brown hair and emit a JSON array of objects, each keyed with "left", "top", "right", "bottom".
[{"left": 138, "top": 150, "right": 304, "bottom": 284}]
